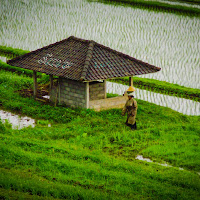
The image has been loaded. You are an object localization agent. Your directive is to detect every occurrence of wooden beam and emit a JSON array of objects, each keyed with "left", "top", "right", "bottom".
[
  {"left": 104, "top": 80, "right": 107, "bottom": 99},
  {"left": 49, "top": 75, "right": 53, "bottom": 89},
  {"left": 33, "top": 71, "right": 37, "bottom": 99},
  {"left": 58, "top": 77, "right": 61, "bottom": 104},
  {"left": 85, "top": 82, "right": 89, "bottom": 109},
  {"left": 129, "top": 76, "right": 133, "bottom": 87}
]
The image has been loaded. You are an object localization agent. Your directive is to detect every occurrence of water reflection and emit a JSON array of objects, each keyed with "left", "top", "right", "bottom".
[
  {"left": 135, "top": 155, "right": 200, "bottom": 176},
  {"left": 107, "top": 82, "right": 200, "bottom": 116},
  {"left": 0, "top": 56, "right": 7, "bottom": 62},
  {"left": 0, "top": 110, "right": 35, "bottom": 129}
]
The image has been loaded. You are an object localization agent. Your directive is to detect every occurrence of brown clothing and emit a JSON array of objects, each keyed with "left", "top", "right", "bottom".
[{"left": 122, "top": 98, "right": 137, "bottom": 125}]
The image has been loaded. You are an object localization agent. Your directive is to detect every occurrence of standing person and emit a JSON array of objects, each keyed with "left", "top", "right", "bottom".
[{"left": 122, "top": 92, "right": 137, "bottom": 130}]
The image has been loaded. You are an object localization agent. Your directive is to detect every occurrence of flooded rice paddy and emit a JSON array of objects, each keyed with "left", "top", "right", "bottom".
[
  {"left": 0, "top": 0, "right": 199, "bottom": 127},
  {"left": 1, "top": 0, "right": 199, "bottom": 88}
]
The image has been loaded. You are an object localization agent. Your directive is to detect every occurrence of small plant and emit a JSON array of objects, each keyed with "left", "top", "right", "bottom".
[
  {"left": 0, "top": 119, "right": 6, "bottom": 133},
  {"left": 36, "top": 120, "right": 51, "bottom": 126},
  {"left": 3, "top": 119, "right": 12, "bottom": 129}
]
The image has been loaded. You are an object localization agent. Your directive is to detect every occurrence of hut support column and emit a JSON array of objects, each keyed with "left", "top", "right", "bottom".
[
  {"left": 129, "top": 76, "right": 133, "bottom": 87},
  {"left": 85, "top": 82, "right": 89, "bottom": 109},
  {"left": 33, "top": 71, "right": 37, "bottom": 99},
  {"left": 104, "top": 80, "right": 107, "bottom": 99},
  {"left": 58, "top": 77, "right": 61, "bottom": 104},
  {"left": 49, "top": 75, "right": 53, "bottom": 90}
]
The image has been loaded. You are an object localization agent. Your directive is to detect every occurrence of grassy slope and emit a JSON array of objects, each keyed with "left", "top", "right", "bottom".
[
  {"left": 0, "top": 45, "right": 30, "bottom": 59},
  {"left": 0, "top": 69, "right": 200, "bottom": 199}
]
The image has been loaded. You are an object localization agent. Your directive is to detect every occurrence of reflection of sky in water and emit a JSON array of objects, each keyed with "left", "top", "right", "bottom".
[
  {"left": 0, "top": 56, "right": 7, "bottom": 62},
  {"left": 136, "top": 155, "right": 200, "bottom": 176},
  {"left": 107, "top": 82, "right": 200, "bottom": 116},
  {"left": 0, "top": 110, "right": 35, "bottom": 129}
]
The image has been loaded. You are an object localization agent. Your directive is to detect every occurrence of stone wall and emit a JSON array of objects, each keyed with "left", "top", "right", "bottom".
[
  {"left": 89, "top": 96, "right": 127, "bottom": 111},
  {"left": 50, "top": 78, "right": 87, "bottom": 108},
  {"left": 89, "top": 81, "right": 106, "bottom": 100},
  {"left": 50, "top": 78, "right": 125, "bottom": 111}
]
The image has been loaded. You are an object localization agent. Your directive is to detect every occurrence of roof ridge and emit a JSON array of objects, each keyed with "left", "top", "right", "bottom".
[{"left": 80, "top": 41, "right": 94, "bottom": 81}]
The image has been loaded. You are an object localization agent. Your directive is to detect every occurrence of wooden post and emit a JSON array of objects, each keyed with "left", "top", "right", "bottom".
[
  {"left": 58, "top": 77, "right": 61, "bottom": 104},
  {"left": 104, "top": 80, "right": 107, "bottom": 99},
  {"left": 85, "top": 82, "right": 89, "bottom": 109},
  {"left": 129, "top": 76, "right": 133, "bottom": 87},
  {"left": 33, "top": 71, "right": 37, "bottom": 99},
  {"left": 54, "top": 85, "right": 59, "bottom": 107},
  {"left": 49, "top": 75, "right": 53, "bottom": 90}
]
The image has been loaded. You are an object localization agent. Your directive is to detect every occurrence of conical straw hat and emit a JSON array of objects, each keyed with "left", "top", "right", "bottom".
[{"left": 127, "top": 86, "right": 135, "bottom": 93}]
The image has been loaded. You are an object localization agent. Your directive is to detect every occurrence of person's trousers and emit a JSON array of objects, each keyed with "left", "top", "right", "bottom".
[
  {"left": 126, "top": 120, "right": 137, "bottom": 130},
  {"left": 131, "top": 122, "right": 137, "bottom": 130}
]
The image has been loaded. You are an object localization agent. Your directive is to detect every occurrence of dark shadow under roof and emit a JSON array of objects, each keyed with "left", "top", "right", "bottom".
[{"left": 7, "top": 36, "right": 161, "bottom": 81}]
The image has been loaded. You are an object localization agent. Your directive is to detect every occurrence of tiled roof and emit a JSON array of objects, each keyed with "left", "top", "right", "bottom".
[{"left": 7, "top": 36, "right": 161, "bottom": 81}]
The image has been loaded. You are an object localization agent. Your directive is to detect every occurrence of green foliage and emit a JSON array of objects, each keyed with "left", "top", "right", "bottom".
[
  {"left": 0, "top": 70, "right": 95, "bottom": 123},
  {"left": 0, "top": 188, "right": 57, "bottom": 200},
  {"left": 3, "top": 119, "right": 12, "bottom": 129},
  {"left": 107, "top": 93, "right": 119, "bottom": 98},
  {"left": 0, "top": 70, "right": 33, "bottom": 89},
  {"left": 91, "top": 0, "right": 200, "bottom": 17},
  {"left": 0, "top": 121, "right": 200, "bottom": 199},
  {"left": 0, "top": 45, "right": 29, "bottom": 59},
  {"left": 0, "top": 119, "right": 6, "bottom": 133},
  {"left": 0, "top": 65, "right": 200, "bottom": 199},
  {"left": 0, "top": 60, "right": 45, "bottom": 78}
]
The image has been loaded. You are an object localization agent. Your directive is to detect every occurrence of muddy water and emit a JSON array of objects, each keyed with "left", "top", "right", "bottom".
[
  {"left": 0, "top": 56, "right": 7, "bottom": 62},
  {"left": 136, "top": 155, "right": 200, "bottom": 175},
  {"left": 107, "top": 82, "right": 200, "bottom": 116},
  {"left": 0, "top": 110, "right": 35, "bottom": 129},
  {"left": 135, "top": 155, "right": 181, "bottom": 168}
]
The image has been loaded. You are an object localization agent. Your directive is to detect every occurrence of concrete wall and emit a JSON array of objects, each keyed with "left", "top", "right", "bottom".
[
  {"left": 50, "top": 78, "right": 87, "bottom": 108},
  {"left": 89, "top": 96, "right": 127, "bottom": 111},
  {"left": 89, "top": 81, "right": 106, "bottom": 100},
  {"left": 50, "top": 78, "right": 125, "bottom": 111}
]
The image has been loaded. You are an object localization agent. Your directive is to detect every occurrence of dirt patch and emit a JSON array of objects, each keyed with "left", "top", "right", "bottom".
[{"left": 17, "top": 84, "right": 50, "bottom": 103}]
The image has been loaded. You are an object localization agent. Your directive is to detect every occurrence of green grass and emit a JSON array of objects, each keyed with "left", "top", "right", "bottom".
[
  {"left": 89, "top": 0, "right": 200, "bottom": 17},
  {"left": 0, "top": 70, "right": 92, "bottom": 123},
  {"left": 0, "top": 45, "right": 29, "bottom": 59},
  {"left": 170, "top": 0, "right": 200, "bottom": 4},
  {"left": 0, "top": 60, "right": 40, "bottom": 77},
  {"left": 0, "top": 69, "right": 200, "bottom": 199}
]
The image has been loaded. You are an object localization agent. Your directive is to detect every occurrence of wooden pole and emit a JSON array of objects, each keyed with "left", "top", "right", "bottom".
[
  {"left": 54, "top": 86, "right": 59, "bottom": 107},
  {"left": 58, "top": 77, "right": 61, "bottom": 104},
  {"left": 49, "top": 75, "right": 53, "bottom": 90},
  {"left": 104, "top": 80, "right": 107, "bottom": 99},
  {"left": 85, "top": 82, "right": 89, "bottom": 109},
  {"left": 33, "top": 71, "right": 37, "bottom": 99},
  {"left": 129, "top": 76, "right": 133, "bottom": 87}
]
